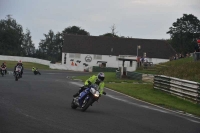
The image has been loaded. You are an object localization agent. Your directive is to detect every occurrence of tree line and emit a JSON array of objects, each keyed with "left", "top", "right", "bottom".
[
  {"left": 167, "top": 14, "right": 200, "bottom": 54},
  {"left": 0, "top": 14, "right": 200, "bottom": 62}
]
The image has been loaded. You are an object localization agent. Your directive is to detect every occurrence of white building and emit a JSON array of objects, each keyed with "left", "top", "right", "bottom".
[{"left": 61, "top": 35, "right": 176, "bottom": 72}]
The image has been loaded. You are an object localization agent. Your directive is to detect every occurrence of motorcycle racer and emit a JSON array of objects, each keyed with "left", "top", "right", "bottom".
[{"left": 73, "top": 72, "right": 106, "bottom": 97}]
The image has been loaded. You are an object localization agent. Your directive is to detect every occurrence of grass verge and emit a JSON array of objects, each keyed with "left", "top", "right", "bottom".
[
  {"left": 73, "top": 72, "right": 143, "bottom": 83},
  {"left": 106, "top": 83, "right": 200, "bottom": 117}
]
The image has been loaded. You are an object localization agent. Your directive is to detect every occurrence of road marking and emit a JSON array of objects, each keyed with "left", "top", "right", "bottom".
[
  {"left": 106, "top": 94, "right": 169, "bottom": 113},
  {"left": 70, "top": 82, "right": 83, "bottom": 86}
]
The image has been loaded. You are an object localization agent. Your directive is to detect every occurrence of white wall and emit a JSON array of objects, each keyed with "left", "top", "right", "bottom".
[
  {"left": 63, "top": 53, "right": 137, "bottom": 69},
  {"left": 150, "top": 58, "right": 169, "bottom": 64},
  {"left": 62, "top": 53, "right": 120, "bottom": 71},
  {"left": 62, "top": 52, "right": 170, "bottom": 72},
  {"left": 0, "top": 55, "right": 50, "bottom": 65}
]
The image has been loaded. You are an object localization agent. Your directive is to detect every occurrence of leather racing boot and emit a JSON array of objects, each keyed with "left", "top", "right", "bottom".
[{"left": 73, "top": 92, "right": 79, "bottom": 97}]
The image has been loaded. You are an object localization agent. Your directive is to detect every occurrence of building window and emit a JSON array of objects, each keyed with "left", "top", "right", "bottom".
[
  {"left": 97, "top": 61, "right": 107, "bottom": 68},
  {"left": 94, "top": 55, "right": 102, "bottom": 60},
  {"left": 69, "top": 53, "right": 80, "bottom": 58}
]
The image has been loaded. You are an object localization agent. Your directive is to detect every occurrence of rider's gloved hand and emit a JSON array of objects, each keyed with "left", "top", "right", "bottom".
[{"left": 87, "top": 81, "right": 92, "bottom": 85}]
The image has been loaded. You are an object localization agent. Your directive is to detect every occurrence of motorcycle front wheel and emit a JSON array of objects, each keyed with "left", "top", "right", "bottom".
[
  {"left": 71, "top": 99, "right": 78, "bottom": 109},
  {"left": 81, "top": 98, "right": 93, "bottom": 112},
  {"left": 15, "top": 75, "right": 18, "bottom": 81}
]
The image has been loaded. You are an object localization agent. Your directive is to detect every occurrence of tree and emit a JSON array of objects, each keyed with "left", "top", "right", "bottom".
[
  {"left": 0, "top": 15, "right": 25, "bottom": 55},
  {"left": 110, "top": 24, "right": 118, "bottom": 36},
  {"left": 22, "top": 29, "right": 35, "bottom": 56},
  {"left": 100, "top": 24, "right": 119, "bottom": 37},
  {"left": 100, "top": 33, "right": 119, "bottom": 37},
  {"left": 167, "top": 14, "right": 200, "bottom": 54},
  {"left": 62, "top": 26, "right": 90, "bottom": 36},
  {"left": 38, "top": 30, "right": 63, "bottom": 62},
  {"left": 0, "top": 15, "right": 36, "bottom": 56}
]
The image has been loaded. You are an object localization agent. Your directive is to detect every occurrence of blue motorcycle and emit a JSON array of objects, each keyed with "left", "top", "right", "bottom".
[{"left": 71, "top": 84, "right": 106, "bottom": 112}]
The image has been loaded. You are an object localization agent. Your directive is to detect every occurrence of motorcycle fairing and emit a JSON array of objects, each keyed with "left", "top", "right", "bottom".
[{"left": 78, "top": 88, "right": 90, "bottom": 106}]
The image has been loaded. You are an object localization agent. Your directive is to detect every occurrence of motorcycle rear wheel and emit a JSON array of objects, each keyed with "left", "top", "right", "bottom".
[
  {"left": 1, "top": 71, "right": 4, "bottom": 76},
  {"left": 15, "top": 76, "right": 18, "bottom": 81}
]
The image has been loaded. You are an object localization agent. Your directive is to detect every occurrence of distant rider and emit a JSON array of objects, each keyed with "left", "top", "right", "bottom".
[
  {"left": 73, "top": 72, "right": 106, "bottom": 97},
  {"left": 0, "top": 62, "right": 7, "bottom": 75},
  {"left": 14, "top": 60, "right": 24, "bottom": 77},
  {"left": 32, "top": 67, "right": 41, "bottom": 75},
  {"left": 32, "top": 67, "right": 36, "bottom": 72}
]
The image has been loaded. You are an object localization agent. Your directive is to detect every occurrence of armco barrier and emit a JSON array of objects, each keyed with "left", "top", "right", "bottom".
[
  {"left": 154, "top": 75, "right": 200, "bottom": 103},
  {"left": 115, "top": 71, "right": 143, "bottom": 80},
  {"left": 116, "top": 71, "right": 120, "bottom": 78}
]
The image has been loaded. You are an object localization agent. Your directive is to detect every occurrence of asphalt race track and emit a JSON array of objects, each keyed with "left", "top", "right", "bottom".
[{"left": 0, "top": 70, "right": 200, "bottom": 133}]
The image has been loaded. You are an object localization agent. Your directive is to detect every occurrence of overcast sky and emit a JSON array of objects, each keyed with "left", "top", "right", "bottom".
[{"left": 0, "top": 0, "right": 200, "bottom": 48}]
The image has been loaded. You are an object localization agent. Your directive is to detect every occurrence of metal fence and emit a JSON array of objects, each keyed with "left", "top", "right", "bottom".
[
  {"left": 127, "top": 72, "right": 143, "bottom": 80},
  {"left": 115, "top": 71, "right": 143, "bottom": 80},
  {"left": 154, "top": 75, "right": 200, "bottom": 103}
]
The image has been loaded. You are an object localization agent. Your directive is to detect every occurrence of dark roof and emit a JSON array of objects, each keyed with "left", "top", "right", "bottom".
[
  {"left": 97, "top": 61, "right": 107, "bottom": 64},
  {"left": 63, "top": 35, "right": 176, "bottom": 59}
]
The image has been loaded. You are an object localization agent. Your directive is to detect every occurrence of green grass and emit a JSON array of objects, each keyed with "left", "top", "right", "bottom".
[
  {"left": 157, "top": 57, "right": 200, "bottom": 82},
  {"left": 0, "top": 60, "right": 51, "bottom": 70},
  {"left": 73, "top": 72, "right": 141, "bottom": 83},
  {"left": 106, "top": 83, "right": 200, "bottom": 116},
  {"left": 136, "top": 57, "right": 200, "bottom": 82}
]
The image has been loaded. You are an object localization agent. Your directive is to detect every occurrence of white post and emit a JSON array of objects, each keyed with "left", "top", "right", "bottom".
[
  {"left": 137, "top": 45, "right": 141, "bottom": 57},
  {"left": 121, "top": 67, "right": 123, "bottom": 78}
]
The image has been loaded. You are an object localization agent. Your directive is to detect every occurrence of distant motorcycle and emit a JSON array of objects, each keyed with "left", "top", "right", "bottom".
[
  {"left": 15, "top": 65, "right": 22, "bottom": 81},
  {"left": 1, "top": 68, "right": 6, "bottom": 77},
  {"left": 33, "top": 69, "right": 41, "bottom": 75},
  {"left": 71, "top": 84, "right": 106, "bottom": 112}
]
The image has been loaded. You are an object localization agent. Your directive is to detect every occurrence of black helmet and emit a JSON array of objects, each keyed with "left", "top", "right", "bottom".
[{"left": 97, "top": 72, "right": 105, "bottom": 82}]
